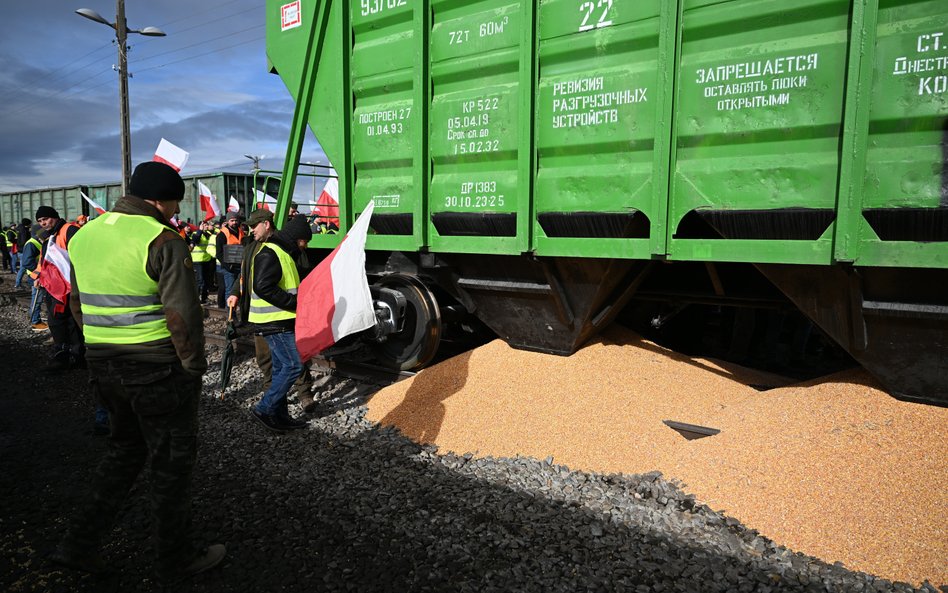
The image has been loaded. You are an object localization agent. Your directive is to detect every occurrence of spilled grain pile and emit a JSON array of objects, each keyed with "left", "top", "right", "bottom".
[{"left": 365, "top": 327, "right": 948, "bottom": 587}]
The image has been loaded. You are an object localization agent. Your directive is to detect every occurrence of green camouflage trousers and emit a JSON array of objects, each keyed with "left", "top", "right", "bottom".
[{"left": 64, "top": 359, "right": 201, "bottom": 577}]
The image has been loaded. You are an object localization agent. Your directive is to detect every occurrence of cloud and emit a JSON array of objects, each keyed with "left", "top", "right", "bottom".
[{"left": 0, "top": 1, "right": 329, "bottom": 193}]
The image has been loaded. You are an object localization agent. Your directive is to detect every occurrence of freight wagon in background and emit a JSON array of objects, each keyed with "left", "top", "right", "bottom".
[
  {"left": 242, "top": 1, "right": 948, "bottom": 405},
  {"left": 0, "top": 172, "right": 266, "bottom": 227}
]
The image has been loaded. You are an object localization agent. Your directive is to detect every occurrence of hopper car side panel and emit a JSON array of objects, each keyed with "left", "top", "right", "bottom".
[{"left": 264, "top": 0, "right": 948, "bottom": 404}]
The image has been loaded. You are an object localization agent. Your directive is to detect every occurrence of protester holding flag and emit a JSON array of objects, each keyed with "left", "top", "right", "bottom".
[
  {"left": 226, "top": 209, "right": 316, "bottom": 414},
  {"left": 247, "top": 215, "right": 313, "bottom": 433},
  {"left": 35, "top": 205, "right": 84, "bottom": 371}
]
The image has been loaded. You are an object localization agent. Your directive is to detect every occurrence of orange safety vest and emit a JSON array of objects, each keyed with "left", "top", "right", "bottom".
[
  {"left": 32, "top": 221, "right": 79, "bottom": 278},
  {"left": 55, "top": 222, "right": 79, "bottom": 249},
  {"left": 221, "top": 225, "right": 244, "bottom": 244}
]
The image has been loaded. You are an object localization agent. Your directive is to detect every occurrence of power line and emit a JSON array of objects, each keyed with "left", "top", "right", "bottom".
[
  {"left": 3, "top": 1, "right": 263, "bottom": 120},
  {"left": 0, "top": 41, "right": 113, "bottom": 104},
  {"left": 153, "top": 0, "right": 251, "bottom": 30},
  {"left": 6, "top": 68, "right": 117, "bottom": 119},
  {"left": 131, "top": 23, "right": 263, "bottom": 65},
  {"left": 14, "top": 31, "right": 266, "bottom": 120},
  {"left": 158, "top": 5, "right": 258, "bottom": 39},
  {"left": 3, "top": 0, "right": 256, "bottom": 104},
  {"left": 134, "top": 34, "right": 264, "bottom": 75}
]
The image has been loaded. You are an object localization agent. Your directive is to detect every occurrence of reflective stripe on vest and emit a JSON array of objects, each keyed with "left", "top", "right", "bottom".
[
  {"left": 69, "top": 211, "right": 172, "bottom": 345},
  {"left": 248, "top": 243, "right": 300, "bottom": 324},
  {"left": 191, "top": 233, "right": 213, "bottom": 262}
]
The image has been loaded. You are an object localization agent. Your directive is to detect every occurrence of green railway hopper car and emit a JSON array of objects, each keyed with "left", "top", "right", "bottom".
[
  {"left": 265, "top": 0, "right": 948, "bottom": 405},
  {"left": 1, "top": 186, "right": 86, "bottom": 227}
]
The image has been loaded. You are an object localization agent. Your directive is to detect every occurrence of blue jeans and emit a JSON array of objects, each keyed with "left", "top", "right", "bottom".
[
  {"left": 222, "top": 267, "right": 239, "bottom": 305},
  {"left": 193, "top": 262, "right": 210, "bottom": 301},
  {"left": 255, "top": 331, "right": 302, "bottom": 417},
  {"left": 27, "top": 279, "right": 44, "bottom": 325},
  {"left": 14, "top": 255, "right": 27, "bottom": 288},
  {"left": 94, "top": 405, "right": 109, "bottom": 427},
  {"left": 10, "top": 252, "right": 20, "bottom": 277}
]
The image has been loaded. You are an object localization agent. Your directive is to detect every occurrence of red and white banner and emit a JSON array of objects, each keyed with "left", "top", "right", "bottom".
[
  {"left": 80, "top": 191, "right": 107, "bottom": 215},
  {"left": 296, "top": 201, "right": 376, "bottom": 360},
  {"left": 39, "top": 238, "right": 72, "bottom": 303},
  {"left": 227, "top": 195, "right": 241, "bottom": 213},
  {"left": 198, "top": 181, "right": 222, "bottom": 221},
  {"left": 315, "top": 170, "right": 339, "bottom": 224},
  {"left": 153, "top": 138, "right": 189, "bottom": 172},
  {"left": 254, "top": 189, "right": 278, "bottom": 211}
]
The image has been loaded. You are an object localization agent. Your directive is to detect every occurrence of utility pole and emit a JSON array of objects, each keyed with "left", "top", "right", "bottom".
[
  {"left": 244, "top": 154, "right": 263, "bottom": 172},
  {"left": 76, "top": 3, "right": 165, "bottom": 195},
  {"left": 116, "top": 0, "right": 132, "bottom": 195}
]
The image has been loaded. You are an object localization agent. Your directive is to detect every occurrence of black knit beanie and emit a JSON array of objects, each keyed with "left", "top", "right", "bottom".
[
  {"left": 35, "top": 206, "right": 59, "bottom": 220},
  {"left": 276, "top": 214, "right": 313, "bottom": 244},
  {"left": 128, "top": 161, "right": 185, "bottom": 201}
]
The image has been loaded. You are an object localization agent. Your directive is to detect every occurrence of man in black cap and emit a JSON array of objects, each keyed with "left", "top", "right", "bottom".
[
  {"left": 247, "top": 214, "right": 313, "bottom": 432},
  {"left": 35, "top": 205, "right": 84, "bottom": 370},
  {"left": 53, "top": 161, "right": 225, "bottom": 585}
]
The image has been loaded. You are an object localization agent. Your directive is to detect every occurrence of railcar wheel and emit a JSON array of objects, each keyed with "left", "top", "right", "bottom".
[{"left": 372, "top": 274, "right": 441, "bottom": 371}]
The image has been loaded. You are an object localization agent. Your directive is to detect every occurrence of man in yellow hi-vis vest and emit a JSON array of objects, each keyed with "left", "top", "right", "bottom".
[
  {"left": 53, "top": 161, "right": 225, "bottom": 586},
  {"left": 247, "top": 214, "right": 313, "bottom": 433},
  {"left": 189, "top": 219, "right": 216, "bottom": 303}
]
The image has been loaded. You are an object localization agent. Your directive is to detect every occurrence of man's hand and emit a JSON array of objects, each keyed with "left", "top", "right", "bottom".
[{"left": 226, "top": 295, "right": 238, "bottom": 309}]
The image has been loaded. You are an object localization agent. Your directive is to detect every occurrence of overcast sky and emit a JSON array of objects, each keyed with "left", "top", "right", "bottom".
[{"left": 0, "top": 0, "right": 325, "bottom": 193}]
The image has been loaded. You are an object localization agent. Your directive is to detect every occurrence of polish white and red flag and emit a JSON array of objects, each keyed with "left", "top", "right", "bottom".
[
  {"left": 227, "top": 195, "right": 241, "bottom": 213},
  {"left": 153, "top": 138, "right": 190, "bottom": 172},
  {"left": 198, "top": 181, "right": 222, "bottom": 221},
  {"left": 254, "top": 189, "right": 278, "bottom": 211},
  {"left": 296, "top": 201, "right": 376, "bottom": 360},
  {"left": 80, "top": 191, "right": 107, "bottom": 215},
  {"left": 39, "top": 238, "right": 72, "bottom": 303},
  {"left": 315, "top": 170, "right": 339, "bottom": 224}
]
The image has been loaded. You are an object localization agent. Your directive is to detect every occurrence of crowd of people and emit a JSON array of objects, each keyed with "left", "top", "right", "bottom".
[{"left": 6, "top": 161, "right": 324, "bottom": 586}]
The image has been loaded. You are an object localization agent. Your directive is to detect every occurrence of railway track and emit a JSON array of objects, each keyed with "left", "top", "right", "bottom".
[
  {"left": 3, "top": 295, "right": 411, "bottom": 385},
  {"left": 202, "top": 305, "right": 414, "bottom": 386}
]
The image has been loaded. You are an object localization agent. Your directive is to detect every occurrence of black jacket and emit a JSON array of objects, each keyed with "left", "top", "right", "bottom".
[{"left": 16, "top": 222, "right": 30, "bottom": 250}]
